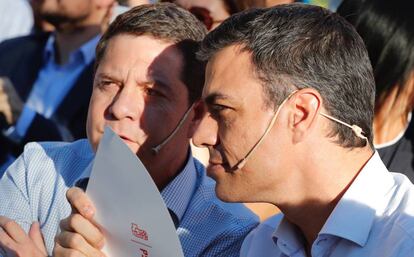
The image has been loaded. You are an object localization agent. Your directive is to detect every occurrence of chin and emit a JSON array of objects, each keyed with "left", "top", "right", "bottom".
[{"left": 214, "top": 184, "right": 243, "bottom": 203}]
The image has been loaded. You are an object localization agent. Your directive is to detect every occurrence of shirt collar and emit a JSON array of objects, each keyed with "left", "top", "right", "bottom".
[
  {"left": 77, "top": 150, "right": 197, "bottom": 225},
  {"left": 44, "top": 33, "right": 100, "bottom": 65},
  {"left": 161, "top": 152, "right": 197, "bottom": 224},
  {"left": 272, "top": 216, "right": 305, "bottom": 256},
  {"left": 319, "top": 151, "right": 395, "bottom": 247},
  {"left": 272, "top": 152, "right": 395, "bottom": 251}
]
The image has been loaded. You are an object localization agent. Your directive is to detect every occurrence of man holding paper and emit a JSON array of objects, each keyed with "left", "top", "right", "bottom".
[{"left": 0, "top": 3, "right": 258, "bottom": 257}]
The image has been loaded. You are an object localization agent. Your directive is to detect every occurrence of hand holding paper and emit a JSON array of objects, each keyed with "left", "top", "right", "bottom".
[{"left": 55, "top": 127, "right": 184, "bottom": 257}]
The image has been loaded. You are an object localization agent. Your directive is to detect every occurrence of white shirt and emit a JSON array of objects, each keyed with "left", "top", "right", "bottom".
[
  {"left": 240, "top": 152, "right": 414, "bottom": 257},
  {"left": 0, "top": 0, "right": 33, "bottom": 42}
]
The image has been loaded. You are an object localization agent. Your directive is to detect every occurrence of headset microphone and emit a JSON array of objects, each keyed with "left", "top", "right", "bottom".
[
  {"left": 230, "top": 90, "right": 368, "bottom": 171},
  {"left": 151, "top": 103, "right": 195, "bottom": 155},
  {"left": 231, "top": 91, "right": 297, "bottom": 170}
]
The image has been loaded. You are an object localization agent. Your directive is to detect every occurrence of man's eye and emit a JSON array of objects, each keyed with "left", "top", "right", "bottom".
[
  {"left": 209, "top": 104, "right": 230, "bottom": 117},
  {"left": 145, "top": 88, "right": 163, "bottom": 97},
  {"left": 99, "top": 80, "right": 115, "bottom": 87}
]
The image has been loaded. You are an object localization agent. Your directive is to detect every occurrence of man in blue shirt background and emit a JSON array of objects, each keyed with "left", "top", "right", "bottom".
[{"left": 0, "top": 0, "right": 115, "bottom": 174}]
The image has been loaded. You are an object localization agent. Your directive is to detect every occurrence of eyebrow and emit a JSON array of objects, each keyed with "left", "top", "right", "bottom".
[
  {"left": 95, "top": 73, "right": 174, "bottom": 95},
  {"left": 147, "top": 77, "right": 177, "bottom": 98},
  {"left": 204, "top": 92, "right": 235, "bottom": 105},
  {"left": 95, "top": 72, "right": 121, "bottom": 82}
]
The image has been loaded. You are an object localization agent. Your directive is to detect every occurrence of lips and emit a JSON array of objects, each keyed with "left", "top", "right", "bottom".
[{"left": 118, "top": 134, "right": 134, "bottom": 143}]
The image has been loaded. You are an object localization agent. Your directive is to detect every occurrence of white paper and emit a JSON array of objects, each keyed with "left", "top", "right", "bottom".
[{"left": 86, "top": 127, "right": 184, "bottom": 257}]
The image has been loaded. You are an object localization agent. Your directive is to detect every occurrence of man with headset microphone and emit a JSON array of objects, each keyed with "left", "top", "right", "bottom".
[
  {"left": 0, "top": 4, "right": 258, "bottom": 257},
  {"left": 193, "top": 4, "right": 414, "bottom": 257}
]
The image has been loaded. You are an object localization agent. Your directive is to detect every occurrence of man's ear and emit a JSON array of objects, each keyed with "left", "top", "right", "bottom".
[
  {"left": 290, "top": 88, "right": 321, "bottom": 143},
  {"left": 187, "top": 100, "right": 205, "bottom": 138}
]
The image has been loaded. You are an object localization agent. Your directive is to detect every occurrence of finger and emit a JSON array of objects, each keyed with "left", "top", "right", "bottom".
[
  {"left": 55, "top": 231, "right": 105, "bottom": 257},
  {"left": 0, "top": 78, "right": 4, "bottom": 92},
  {"left": 0, "top": 97, "right": 13, "bottom": 124},
  {"left": 60, "top": 214, "right": 104, "bottom": 249},
  {"left": 53, "top": 242, "right": 87, "bottom": 257},
  {"left": 66, "top": 187, "right": 95, "bottom": 219},
  {"left": 0, "top": 77, "right": 14, "bottom": 91},
  {"left": 29, "top": 222, "right": 48, "bottom": 256},
  {"left": 0, "top": 226, "right": 18, "bottom": 253},
  {"left": 0, "top": 216, "right": 27, "bottom": 244}
]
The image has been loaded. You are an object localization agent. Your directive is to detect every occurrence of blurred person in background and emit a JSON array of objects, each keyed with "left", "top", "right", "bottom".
[
  {"left": 117, "top": 0, "right": 151, "bottom": 6},
  {"left": 266, "top": 0, "right": 342, "bottom": 10},
  {"left": 0, "top": 0, "right": 115, "bottom": 175},
  {"left": 0, "top": 0, "right": 34, "bottom": 42},
  {"left": 338, "top": 0, "right": 414, "bottom": 182},
  {"left": 30, "top": 0, "right": 55, "bottom": 33},
  {"left": 162, "top": 0, "right": 265, "bottom": 30},
  {"left": 265, "top": 0, "right": 294, "bottom": 7}
]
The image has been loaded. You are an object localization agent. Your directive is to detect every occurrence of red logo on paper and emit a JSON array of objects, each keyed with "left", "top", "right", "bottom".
[
  {"left": 140, "top": 248, "right": 149, "bottom": 257},
  {"left": 131, "top": 223, "right": 148, "bottom": 241}
]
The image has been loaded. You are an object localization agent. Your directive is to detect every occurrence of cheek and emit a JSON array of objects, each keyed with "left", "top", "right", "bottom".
[
  {"left": 219, "top": 122, "right": 251, "bottom": 158},
  {"left": 86, "top": 95, "right": 108, "bottom": 148}
]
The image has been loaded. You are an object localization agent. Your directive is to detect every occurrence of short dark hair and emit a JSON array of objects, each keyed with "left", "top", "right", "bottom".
[
  {"left": 198, "top": 4, "right": 375, "bottom": 148},
  {"left": 95, "top": 3, "right": 207, "bottom": 103},
  {"left": 337, "top": 0, "right": 414, "bottom": 110}
]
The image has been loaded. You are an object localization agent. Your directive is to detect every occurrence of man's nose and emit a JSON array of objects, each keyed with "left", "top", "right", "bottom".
[
  {"left": 109, "top": 86, "right": 142, "bottom": 120},
  {"left": 192, "top": 112, "right": 220, "bottom": 148}
]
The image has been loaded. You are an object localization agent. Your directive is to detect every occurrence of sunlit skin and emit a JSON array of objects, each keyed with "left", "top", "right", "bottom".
[
  {"left": 193, "top": 44, "right": 296, "bottom": 203},
  {"left": 87, "top": 34, "right": 199, "bottom": 190}
]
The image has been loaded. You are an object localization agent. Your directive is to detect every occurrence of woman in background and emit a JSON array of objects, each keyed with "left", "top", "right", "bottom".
[
  {"left": 338, "top": 0, "right": 414, "bottom": 181},
  {"left": 162, "top": 0, "right": 265, "bottom": 30}
]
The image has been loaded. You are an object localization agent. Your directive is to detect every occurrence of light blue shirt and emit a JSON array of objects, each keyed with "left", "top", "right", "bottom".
[
  {"left": 3, "top": 34, "right": 99, "bottom": 141},
  {"left": 240, "top": 152, "right": 414, "bottom": 257},
  {"left": 0, "top": 139, "right": 258, "bottom": 256}
]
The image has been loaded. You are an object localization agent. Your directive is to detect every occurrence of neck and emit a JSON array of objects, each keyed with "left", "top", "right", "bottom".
[
  {"left": 374, "top": 86, "right": 411, "bottom": 145},
  {"left": 53, "top": 3, "right": 111, "bottom": 65},
  {"left": 145, "top": 145, "right": 190, "bottom": 191},
  {"left": 277, "top": 144, "right": 373, "bottom": 250},
  {"left": 54, "top": 26, "right": 101, "bottom": 65}
]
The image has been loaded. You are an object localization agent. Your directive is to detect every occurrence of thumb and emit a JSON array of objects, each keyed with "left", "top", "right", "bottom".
[{"left": 29, "top": 222, "right": 47, "bottom": 256}]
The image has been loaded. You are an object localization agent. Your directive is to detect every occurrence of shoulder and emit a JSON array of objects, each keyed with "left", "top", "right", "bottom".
[
  {"left": 0, "top": 33, "right": 49, "bottom": 71},
  {"left": 240, "top": 214, "right": 283, "bottom": 257},
  {"left": 376, "top": 174, "right": 414, "bottom": 245},
  {"left": 0, "top": 33, "right": 49, "bottom": 52},
  {"left": 179, "top": 160, "right": 259, "bottom": 256},
  {"left": 22, "top": 138, "right": 93, "bottom": 161},
  {"left": 15, "top": 139, "right": 93, "bottom": 183},
  {"left": 192, "top": 159, "right": 259, "bottom": 227}
]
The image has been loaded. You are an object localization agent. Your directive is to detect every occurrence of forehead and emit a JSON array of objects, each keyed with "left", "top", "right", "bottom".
[
  {"left": 97, "top": 34, "right": 188, "bottom": 90},
  {"left": 203, "top": 45, "right": 265, "bottom": 105},
  {"left": 100, "top": 34, "right": 183, "bottom": 74}
]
